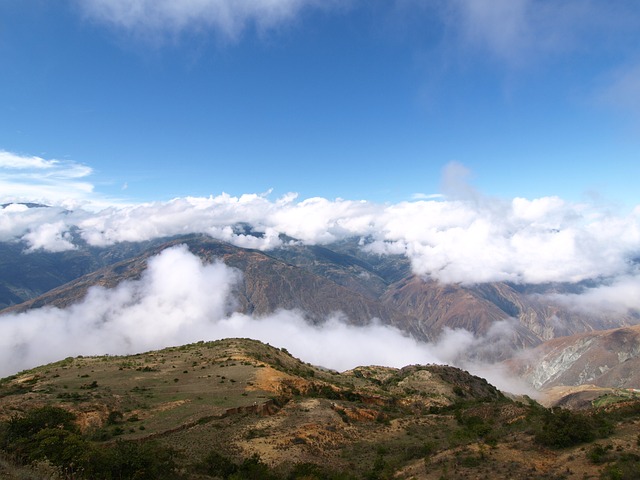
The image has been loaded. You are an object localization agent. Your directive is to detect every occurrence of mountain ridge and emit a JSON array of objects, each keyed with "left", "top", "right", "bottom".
[
  {"left": 2, "top": 234, "right": 636, "bottom": 358},
  {"left": 2, "top": 338, "right": 640, "bottom": 479}
]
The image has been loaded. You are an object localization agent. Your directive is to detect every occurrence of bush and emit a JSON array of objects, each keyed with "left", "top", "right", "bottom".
[
  {"left": 0, "top": 406, "right": 92, "bottom": 472},
  {"left": 87, "top": 439, "right": 182, "bottom": 480},
  {"left": 198, "top": 450, "right": 238, "bottom": 478},
  {"left": 601, "top": 453, "right": 640, "bottom": 480},
  {"left": 2, "top": 406, "right": 77, "bottom": 446},
  {"left": 287, "top": 462, "right": 358, "bottom": 480},
  {"left": 197, "top": 451, "right": 276, "bottom": 480},
  {"left": 587, "top": 443, "right": 613, "bottom": 464},
  {"left": 0, "top": 406, "right": 182, "bottom": 479},
  {"left": 534, "top": 407, "right": 612, "bottom": 449}
]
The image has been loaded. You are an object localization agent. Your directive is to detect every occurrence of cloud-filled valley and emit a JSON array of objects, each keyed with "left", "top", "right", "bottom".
[
  {"left": 0, "top": 185, "right": 638, "bottom": 395},
  {"left": 1, "top": 158, "right": 638, "bottom": 395},
  {"left": 0, "top": 245, "right": 534, "bottom": 395}
]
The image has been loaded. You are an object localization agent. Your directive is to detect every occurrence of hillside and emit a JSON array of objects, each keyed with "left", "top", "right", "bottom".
[
  {"left": 0, "top": 235, "right": 172, "bottom": 310},
  {"left": 2, "top": 339, "right": 640, "bottom": 479},
  {"left": 511, "top": 324, "right": 640, "bottom": 391}
]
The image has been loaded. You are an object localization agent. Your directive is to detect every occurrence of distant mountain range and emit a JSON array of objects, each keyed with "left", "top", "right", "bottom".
[{"left": 2, "top": 231, "right": 639, "bottom": 386}]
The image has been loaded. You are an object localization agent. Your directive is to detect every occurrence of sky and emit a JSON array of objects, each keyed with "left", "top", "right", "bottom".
[
  {"left": 1, "top": 1, "right": 640, "bottom": 382},
  {"left": 0, "top": 0, "right": 639, "bottom": 206}
]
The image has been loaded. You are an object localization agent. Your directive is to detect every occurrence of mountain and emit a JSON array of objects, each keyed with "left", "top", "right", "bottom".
[
  {"left": 0, "top": 235, "right": 425, "bottom": 339},
  {"left": 0, "top": 235, "right": 172, "bottom": 310},
  {"left": 2, "top": 338, "right": 640, "bottom": 479},
  {"left": 510, "top": 324, "right": 640, "bottom": 391},
  {"left": 1, "top": 234, "right": 637, "bottom": 362}
]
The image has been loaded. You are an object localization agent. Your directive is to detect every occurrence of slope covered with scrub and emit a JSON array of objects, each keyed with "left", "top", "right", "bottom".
[{"left": 1, "top": 338, "right": 640, "bottom": 479}]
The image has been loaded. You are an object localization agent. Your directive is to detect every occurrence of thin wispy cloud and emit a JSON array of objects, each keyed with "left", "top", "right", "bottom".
[
  {"left": 0, "top": 150, "right": 134, "bottom": 211},
  {"left": 442, "top": 0, "right": 637, "bottom": 67},
  {"left": 78, "top": 0, "right": 626, "bottom": 60},
  {"left": 78, "top": 0, "right": 346, "bottom": 42},
  {"left": 0, "top": 150, "right": 95, "bottom": 208}
]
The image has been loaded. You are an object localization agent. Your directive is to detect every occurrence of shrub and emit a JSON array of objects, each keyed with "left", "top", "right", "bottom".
[
  {"left": 601, "top": 453, "right": 640, "bottom": 480},
  {"left": 0, "top": 406, "right": 92, "bottom": 472},
  {"left": 534, "top": 407, "right": 612, "bottom": 448},
  {"left": 198, "top": 450, "right": 239, "bottom": 477}
]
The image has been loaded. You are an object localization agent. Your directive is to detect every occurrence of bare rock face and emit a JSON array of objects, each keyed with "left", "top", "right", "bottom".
[{"left": 510, "top": 324, "right": 640, "bottom": 390}]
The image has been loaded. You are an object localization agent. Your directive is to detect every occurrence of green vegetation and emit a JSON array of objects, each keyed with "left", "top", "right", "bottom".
[
  {"left": 534, "top": 407, "right": 613, "bottom": 448},
  {"left": 0, "top": 406, "right": 181, "bottom": 479},
  {"left": 2, "top": 339, "right": 640, "bottom": 479}
]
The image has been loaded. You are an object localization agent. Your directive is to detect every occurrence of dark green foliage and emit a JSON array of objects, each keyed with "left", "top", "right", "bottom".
[
  {"left": 232, "top": 454, "right": 278, "bottom": 480},
  {"left": 198, "top": 450, "right": 239, "bottom": 477},
  {"left": 401, "top": 441, "right": 437, "bottom": 461},
  {"left": 197, "top": 451, "right": 276, "bottom": 480},
  {"left": 364, "top": 452, "right": 388, "bottom": 480},
  {"left": 0, "top": 376, "right": 31, "bottom": 398},
  {"left": 600, "top": 453, "right": 640, "bottom": 480},
  {"left": 0, "top": 406, "right": 182, "bottom": 479},
  {"left": 287, "top": 462, "right": 358, "bottom": 480},
  {"left": 88, "top": 439, "right": 182, "bottom": 480},
  {"left": 307, "top": 384, "right": 361, "bottom": 402},
  {"left": 0, "top": 406, "right": 90, "bottom": 472},
  {"left": 24, "top": 428, "right": 91, "bottom": 469},
  {"left": 588, "top": 443, "right": 614, "bottom": 464},
  {"left": 534, "top": 407, "right": 613, "bottom": 448},
  {"left": 456, "top": 413, "right": 492, "bottom": 439},
  {"left": 457, "top": 453, "right": 483, "bottom": 468},
  {"left": 107, "top": 410, "right": 124, "bottom": 425},
  {"left": 452, "top": 386, "right": 465, "bottom": 397},
  {"left": 1, "top": 406, "right": 77, "bottom": 447}
]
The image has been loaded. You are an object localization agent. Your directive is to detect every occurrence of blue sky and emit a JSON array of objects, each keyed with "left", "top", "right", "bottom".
[{"left": 1, "top": 0, "right": 639, "bottom": 207}]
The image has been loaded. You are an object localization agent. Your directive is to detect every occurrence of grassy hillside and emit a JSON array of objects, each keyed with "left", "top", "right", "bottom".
[{"left": 1, "top": 338, "right": 640, "bottom": 479}]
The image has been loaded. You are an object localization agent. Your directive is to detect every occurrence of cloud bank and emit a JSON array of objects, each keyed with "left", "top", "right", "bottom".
[
  {"left": 2, "top": 186, "right": 638, "bottom": 287},
  {"left": 0, "top": 245, "right": 532, "bottom": 394},
  {"left": 546, "top": 275, "right": 640, "bottom": 316}
]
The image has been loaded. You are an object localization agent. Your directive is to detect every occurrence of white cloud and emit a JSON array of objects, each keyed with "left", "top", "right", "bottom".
[
  {"left": 546, "top": 275, "right": 640, "bottom": 316},
  {"left": 0, "top": 150, "right": 97, "bottom": 207},
  {"left": 22, "top": 221, "right": 76, "bottom": 252},
  {"left": 0, "top": 150, "right": 135, "bottom": 212},
  {"left": 511, "top": 196, "right": 566, "bottom": 223},
  {"left": 2, "top": 169, "right": 639, "bottom": 286},
  {"left": 1, "top": 150, "right": 638, "bottom": 291},
  {"left": 78, "top": 0, "right": 344, "bottom": 41},
  {"left": 0, "top": 245, "right": 532, "bottom": 395},
  {"left": 411, "top": 193, "right": 444, "bottom": 200},
  {"left": 0, "top": 151, "right": 58, "bottom": 170},
  {"left": 0, "top": 205, "right": 69, "bottom": 243}
]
